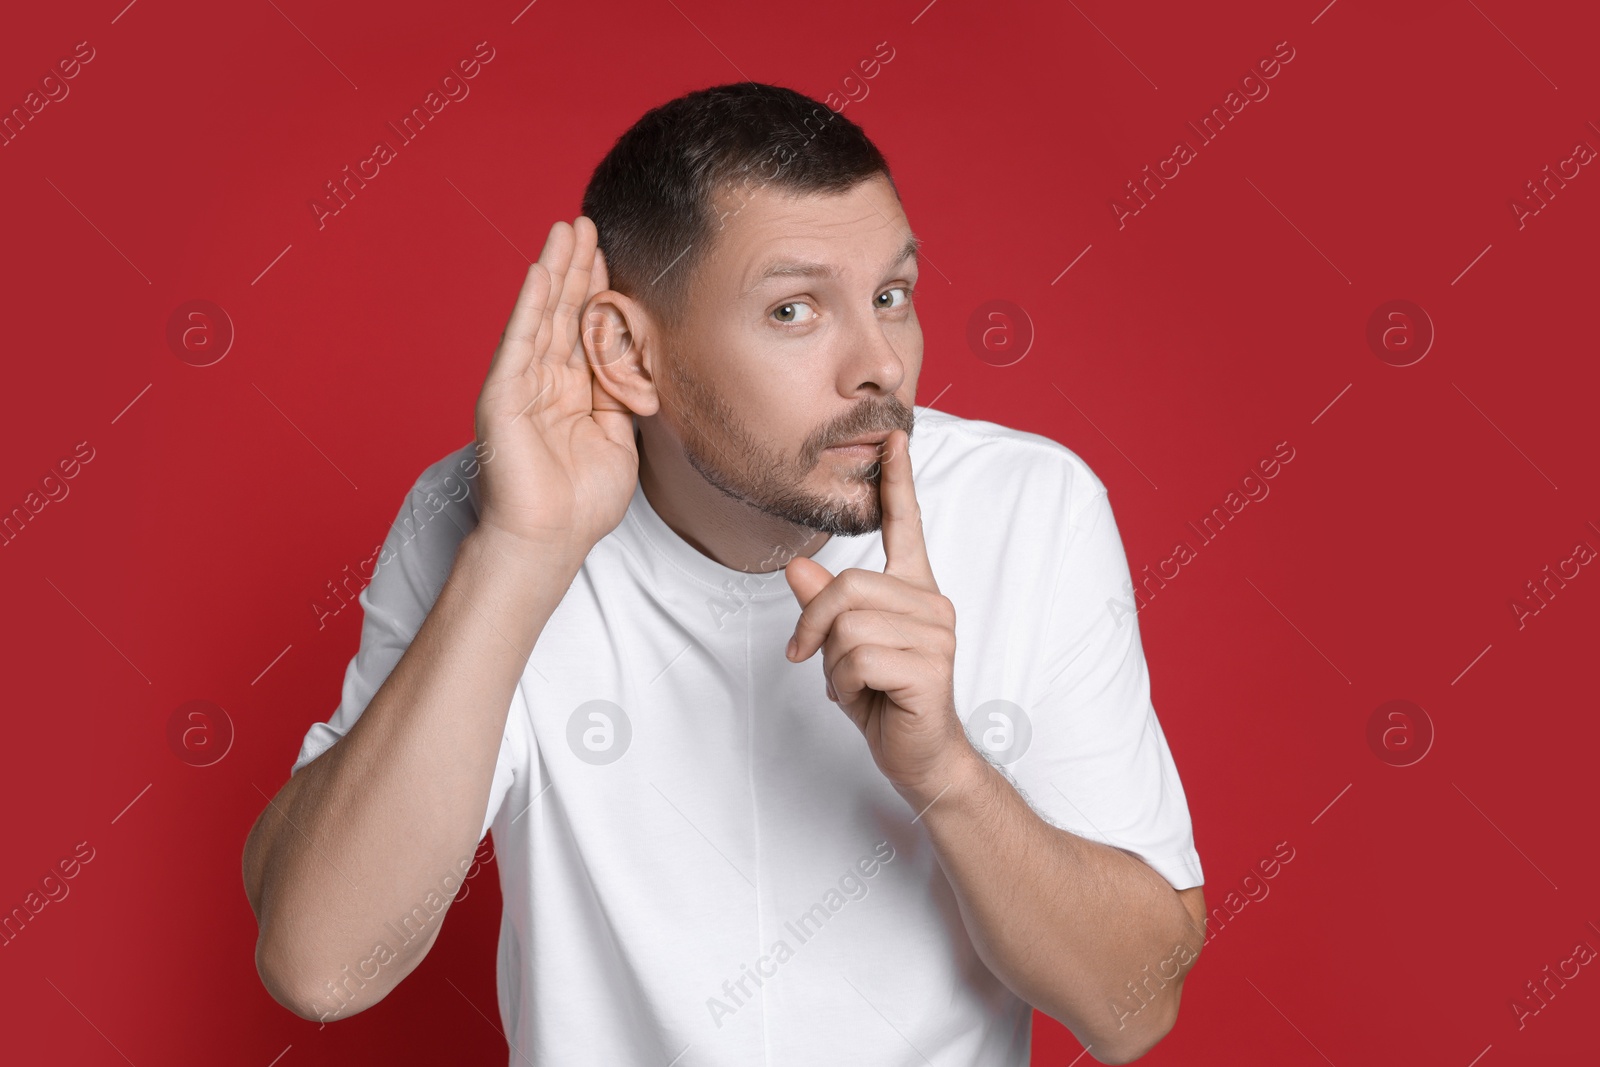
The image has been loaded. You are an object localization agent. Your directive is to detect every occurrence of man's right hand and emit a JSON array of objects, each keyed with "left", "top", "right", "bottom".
[{"left": 473, "top": 216, "right": 638, "bottom": 557}]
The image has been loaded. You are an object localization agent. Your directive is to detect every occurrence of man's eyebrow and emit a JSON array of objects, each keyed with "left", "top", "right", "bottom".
[{"left": 746, "top": 232, "right": 921, "bottom": 291}]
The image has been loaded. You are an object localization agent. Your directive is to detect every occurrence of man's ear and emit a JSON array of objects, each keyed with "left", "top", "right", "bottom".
[{"left": 582, "top": 290, "right": 661, "bottom": 418}]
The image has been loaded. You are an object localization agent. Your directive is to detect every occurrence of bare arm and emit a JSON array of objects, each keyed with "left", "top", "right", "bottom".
[
  {"left": 906, "top": 749, "right": 1207, "bottom": 1065},
  {"left": 243, "top": 527, "right": 583, "bottom": 1019},
  {"left": 243, "top": 215, "right": 638, "bottom": 1021}
]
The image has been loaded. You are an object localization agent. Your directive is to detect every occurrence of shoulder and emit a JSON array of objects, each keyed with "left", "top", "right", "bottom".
[
  {"left": 912, "top": 406, "right": 1109, "bottom": 529},
  {"left": 402, "top": 442, "right": 490, "bottom": 524},
  {"left": 375, "top": 443, "right": 490, "bottom": 581}
]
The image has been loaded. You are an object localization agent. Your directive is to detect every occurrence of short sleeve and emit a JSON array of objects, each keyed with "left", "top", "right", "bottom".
[
  {"left": 289, "top": 448, "right": 522, "bottom": 843},
  {"left": 1007, "top": 485, "right": 1204, "bottom": 890}
]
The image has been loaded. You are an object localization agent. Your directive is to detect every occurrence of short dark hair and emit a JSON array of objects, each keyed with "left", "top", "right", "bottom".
[{"left": 580, "top": 82, "right": 897, "bottom": 333}]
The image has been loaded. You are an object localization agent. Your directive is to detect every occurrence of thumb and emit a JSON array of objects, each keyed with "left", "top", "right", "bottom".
[{"left": 784, "top": 555, "right": 833, "bottom": 608}]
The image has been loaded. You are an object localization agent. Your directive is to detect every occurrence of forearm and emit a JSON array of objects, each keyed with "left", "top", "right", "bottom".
[
  {"left": 247, "top": 526, "right": 582, "bottom": 1018},
  {"left": 904, "top": 749, "right": 1203, "bottom": 1063}
]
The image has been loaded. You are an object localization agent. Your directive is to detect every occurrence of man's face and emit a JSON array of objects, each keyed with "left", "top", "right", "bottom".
[{"left": 655, "top": 172, "right": 922, "bottom": 537}]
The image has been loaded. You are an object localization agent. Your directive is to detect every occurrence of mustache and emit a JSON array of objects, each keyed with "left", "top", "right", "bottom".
[{"left": 810, "top": 399, "right": 915, "bottom": 457}]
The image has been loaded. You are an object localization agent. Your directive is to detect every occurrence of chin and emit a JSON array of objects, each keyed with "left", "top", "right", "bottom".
[{"left": 819, "top": 495, "right": 883, "bottom": 537}]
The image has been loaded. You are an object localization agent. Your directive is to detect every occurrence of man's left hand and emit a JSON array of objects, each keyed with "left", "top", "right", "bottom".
[{"left": 784, "top": 428, "right": 973, "bottom": 801}]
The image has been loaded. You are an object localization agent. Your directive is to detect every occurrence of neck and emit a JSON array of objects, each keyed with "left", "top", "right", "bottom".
[{"left": 635, "top": 421, "right": 830, "bottom": 574}]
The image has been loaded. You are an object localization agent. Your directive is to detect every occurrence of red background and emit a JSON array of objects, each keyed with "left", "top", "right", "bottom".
[{"left": 2, "top": 0, "right": 1596, "bottom": 1063}]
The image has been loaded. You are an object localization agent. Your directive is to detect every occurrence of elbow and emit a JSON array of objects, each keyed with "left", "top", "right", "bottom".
[
  {"left": 255, "top": 935, "right": 330, "bottom": 1022},
  {"left": 1089, "top": 1026, "right": 1171, "bottom": 1065},
  {"left": 1090, "top": 1034, "right": 1165, "bottom": 1066},
  {"left": 254, "top": 930, "right": 381, "bottom": 1024},
  {"left": 1086, "top": 985, "right": 1184, "bottom": 1065}
]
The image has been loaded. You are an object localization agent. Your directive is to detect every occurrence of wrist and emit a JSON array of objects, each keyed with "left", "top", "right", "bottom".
[
  {"left": 457, "top": 523, "right": 588, "bottom": 601},
  {"left": 465, "top": 521, "right": 590, "bottom": 575},
  {"left": 894, "top": 739, "right": 995, "bottom": 817}
]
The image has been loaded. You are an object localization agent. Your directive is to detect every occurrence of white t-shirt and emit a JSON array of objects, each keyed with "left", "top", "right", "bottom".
[{"left": 291, "top": 405, "right": 1203, "bottom": 1065}]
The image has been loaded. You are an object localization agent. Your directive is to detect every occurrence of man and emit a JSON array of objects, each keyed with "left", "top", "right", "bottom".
[{"left": 243, "top": 82, "right": 1207, "bottom": 1065}]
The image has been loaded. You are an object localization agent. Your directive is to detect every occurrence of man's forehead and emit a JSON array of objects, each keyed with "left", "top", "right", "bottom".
[
  {"left": 736, "top": 232, "right": 920, "bottom": 296},
  {"left": 703, "top": 179, "right": 906, "bottom": 287}
]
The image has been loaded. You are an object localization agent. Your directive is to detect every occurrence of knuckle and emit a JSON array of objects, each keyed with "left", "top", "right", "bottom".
[
  {"left": 835, "top": 612, "right": 865, "bottom": 644},
  {"left": 839, "top": 568, "right": 869, "bottom": 597}
]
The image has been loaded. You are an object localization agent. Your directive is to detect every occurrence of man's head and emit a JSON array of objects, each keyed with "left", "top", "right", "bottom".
[{"left": 579, "top": 82, "right": 921, "bottom": 538}]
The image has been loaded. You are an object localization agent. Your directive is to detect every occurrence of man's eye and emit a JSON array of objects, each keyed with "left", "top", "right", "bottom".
[
  {"left": 875, "top": 287, "right": 912, "bottom": 310},
  {"left": 772, "top": 302, "right": 816, "bottom": 324}
]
